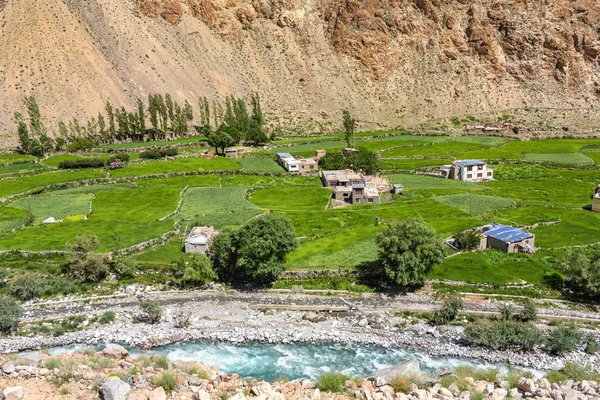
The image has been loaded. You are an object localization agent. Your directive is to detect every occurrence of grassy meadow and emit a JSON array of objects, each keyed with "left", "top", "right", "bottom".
[{"left": 2, "top": 132, "right": 600, "bottom": 290}]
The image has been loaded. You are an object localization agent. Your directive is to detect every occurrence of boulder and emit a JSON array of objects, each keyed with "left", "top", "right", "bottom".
[
  {"left": 252, "top": 382, "right": 273, "bottom": 397},
  {"left": 375, "top": 377, "right": 387, "bottom": 387},
  {"left": 375, "top": 360, "right": 420, "bottom": 382},
  {"left": 312, "top": 388, "right": 321, "bottom": 400},
  {"left": 100, "top": 344, "right": 130, "bottom": 359},
  {"left": 439, "top": 387, "right": 453, "bottom": 397},
  {"left": 230, "top": 394, "right": 246, "bottom": 400},
  {"left": 147, "top": 387, "right": 167, "bottom": 400},
  {"left": 101, "top": 379, "right": 131, "bottom": 400},
  {"left": 508, "top": 388, "right": 522, "bottom": 400},
  {"left": 2, "top": 387, "right": 24, "bottom": 400},
  {"left": 517, "top": 377, "right": 536, "bottom": 394},
  {"left": 193, "top": 390, "right": 210, "bottom": 400},
  {"left": 42, "top": 217, "right": 57, "bottom": 224}
]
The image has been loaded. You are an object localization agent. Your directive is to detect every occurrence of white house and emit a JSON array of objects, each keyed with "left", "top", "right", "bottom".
[
  {"left": 276, "top": 152, "right": 300, "bottom": 172},
  {"left": 441, "top": 160, "right": 493, "bottom": 182}
]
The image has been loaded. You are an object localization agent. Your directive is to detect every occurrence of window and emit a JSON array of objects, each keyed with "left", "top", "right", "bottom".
[
  {"left": 477, "top": 173, "right": 483, "bottom": 178},
  {"left": 355, "top": 199, "right": 361, "bottom": 203},
  {"left": 368, "top": 198, "right": 373, "bottom": 203},
  {"left": 487, "top": 172, "right": 492, "bottom": 176}
]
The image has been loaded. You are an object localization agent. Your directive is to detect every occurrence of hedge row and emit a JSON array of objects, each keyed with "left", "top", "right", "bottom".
[
  {"left": 139, "top": 148, "right": 178, "bottom": 159},
  {"left": 58, "top": 154, "right": 130, "bottom": 169}
]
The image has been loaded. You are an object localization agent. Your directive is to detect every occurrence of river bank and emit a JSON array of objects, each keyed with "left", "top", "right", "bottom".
[{"left": 2, "top": 290, "right": 599, "bottom": 372}]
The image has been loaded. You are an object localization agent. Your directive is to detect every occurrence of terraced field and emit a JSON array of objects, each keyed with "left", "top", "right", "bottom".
[{"left": 1, "top": 132, "right": 600, "bottom": 288}]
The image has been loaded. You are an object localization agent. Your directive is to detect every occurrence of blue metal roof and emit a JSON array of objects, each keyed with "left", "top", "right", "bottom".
[
  {"left": 483, "top": 223, "right": 533, "bottom": 243},
  {"left": 185, "top": 236, "right": 209, "bottom": 245},
  {"left": 352, "top": 184, "right": 365, "bottom": 189},
  {"left": 456, "top": 160, "right": 486, "bottom": 167},
  {"left": 277, "top": 152, "right": 293, "bottom": 158}
]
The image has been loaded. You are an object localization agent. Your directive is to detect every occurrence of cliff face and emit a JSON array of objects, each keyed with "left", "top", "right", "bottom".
[{"left": 1, "top": 0, "right": 599, "bottom": 144}]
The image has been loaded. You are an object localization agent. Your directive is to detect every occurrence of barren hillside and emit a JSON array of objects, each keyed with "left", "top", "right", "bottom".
[{"left": 1, "top": 0, "right": 600, "bottom": 144}]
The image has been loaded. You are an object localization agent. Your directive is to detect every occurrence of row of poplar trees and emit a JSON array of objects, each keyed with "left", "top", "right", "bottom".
[{"left": 13, "top": 93, "right": 267, "bottom": 155}]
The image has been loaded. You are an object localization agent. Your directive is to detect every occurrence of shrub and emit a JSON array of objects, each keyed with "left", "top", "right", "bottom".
[
  {"left": 59, "top": 158, "right": 105, "bottom": 169},
  {"left": 452, "top": 229, "right": 480, "bottom": 251},
  {"left": 546, "top": 362, "right": 600, "bottom": 383},
  {"left": 152, "top": 355, "right": 169, "bottom": 370},
  {"left": 0, "top": 268, "right": 8, "bottom": 288},
  {"left": 67, "top": 137, "right": 95, "bottom": 151},
  {"left": 518, "top": 299, "right": 538, "bottom": 322},
  {"left": 544, "top": 370, "right": 567, "bottom": 384},
  {"left": 464, "top": 319, "right": 544, "bottom": 351},
  {"left": 316, "top": 372, "right": 350, "bottom": 393},
  {"left": 0, "top": 295, "right": 22, "bottom": 333},
  {"left": 430, "top": 295, "right": 464, "bottom": 325},
  {"left": 63, "top": 235, "right": 109, "bottom": 283},
  {"left": 107, "top": 153, "right": 130, "bottom": 164},
  {"left": 585, "top": 336, "right": 598, "bottom": 354},
  {"left": 99, "top": 311, "right": 116, "bottom": 325},
  {"left": 140, "top": 148, "right": 178, "bottom": 160},
  {"left": 154, "top": 373, "right": 177, "bottom": 393},
  {"left": 44, "top": 358, "right": 62, "bottom": 370},
  {"left": 139, "top": 300, "right": 162, "bottom": 324},
  {"left": 547, "top": 325, "right": 582, "bottom": 355},
  {"left": 390, "top": 377, "right": 411, "bottom": 394},
  {"left": 503, "top": 367, "right": 533, "bottom": 388},
  {"left": 10, "top": 273, "right": 41, "bottom": 300}
]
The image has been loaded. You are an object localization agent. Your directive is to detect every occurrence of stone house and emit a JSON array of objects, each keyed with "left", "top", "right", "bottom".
[
  {"left": 479, "top": 223, "right": 535, "bottom": 254},
  {"left": 224, "top": 148, "right": 238, "bottom": 159},
  {"left": 441, "top": 160, "right": 493, "bottom": 182},
  {"left": 184, "top": 226, "right": 216, "bottom": 254},
  {"left": 320, "top": 170, "right": 381, "bottom": 205},
  {"left": 299, "top": 158, "right": 318, "bottom": 175}
]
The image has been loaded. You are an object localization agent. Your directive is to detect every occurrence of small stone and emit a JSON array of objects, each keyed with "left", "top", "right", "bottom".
[
  {"left": 439, "top": 388, "right": 453, "bottom": 397},
  {"left": 312, "top": 388, "right": 321, "bottom": 400},
  {"left": 550, "top": 389, "right": 563, "bottom": 400},
  {"left": 193, "top": 390, "right": 210, "bottom": 400},
  {"left": 359, "top": 319, "right": 369, "bottom": 327},
  {"left": 2, "top": 387, "right": 24, "bottom": 400},
  {"left": 375, "top": 377, "right": 387, "bottom": 387},
  {"left": 2, "top": 362, "right": 15, "bottom": 374},
  {"left": 517, "top": 377, "right": 536, "bottom": 394},
  {"left": 508, "top": 388, "right": 521, "bottom": 400},
  {"left": 230, "top": 393, "right": 245, "bottom": 400}
]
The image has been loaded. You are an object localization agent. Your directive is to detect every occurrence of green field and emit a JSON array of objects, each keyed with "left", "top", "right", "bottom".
[
  {"left": 2, "top": 133, "right": 600, "bottom": 289},
  {"left": 238, "top": 158, "right": 285, "bottom": 173}
]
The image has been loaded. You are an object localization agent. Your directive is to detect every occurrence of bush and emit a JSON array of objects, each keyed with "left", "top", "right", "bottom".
[
  {"left": 59, "top": 158, "right": 105, "bottom": 169},
  {"left": 139, "top": 148, "right": 178, "bottom": 160},
  {"left": 44, "top": 358, "right": 62, "bottom": 370},
  {"left": 139, "top": 300, "right": 162, "bottom": 324},
  {"left": 317, "top": 372, "right": 350, "bottom": 393},
  {"left": 0, "top": 295, "right": 22, "bottom": 332},
  {"left": 518, "top": 299, "right": 538, "bottom": 322},
  {"left": 107, "top": 153, "right": 130, "bottom": 164},
  {"left": 430, "top": 295, "right": 464, "bottom": 325},
  {"left": 464, "top": 319, "right": 545, "bottom": 351},
  {"left": 67, "top": 137, "right": 94, "bottom": 151},
  {"left": 0, "top": 268, "right": 8, "bottom": 288},
  {"left": 63, "top": 235, "right": 109, "bottom": 283},
  {"left": 545, "top": 362, "right": 600, "bottom": 383},
  {"left": 99, "top": 311, "right": 116, "bottom": 325},
  {"left": 547, "top": 325, "right": 583, "bottom": 355},
  {"left": 152, "top": 355, "right": 169, "bottom": 370},
  {"left": 585, "top": 336, "right": 598, "bottom": 354},
  {"left": 153, "top": 373, "right": 177, "bottom": 393},
  {"left": 10, "top": 273, "right": 41, "bottom": 300}
]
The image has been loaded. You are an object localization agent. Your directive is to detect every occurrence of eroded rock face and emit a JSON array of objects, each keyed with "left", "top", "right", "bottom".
[{"left": 135, "top": 0, "right": 600, "bottom": 86}]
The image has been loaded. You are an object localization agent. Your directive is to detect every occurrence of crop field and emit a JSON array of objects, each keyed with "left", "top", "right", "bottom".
[
  {"left": 2, "top": 133, "right": 600, "bottom": 289},
  {"left": 238, "top": 158, "right": 284, "bottom": 173},
  {"left": 10, "top": 192, "right": 94, "bottom": 224}
]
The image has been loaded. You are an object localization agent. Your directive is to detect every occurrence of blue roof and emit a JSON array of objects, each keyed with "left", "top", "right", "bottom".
[
  {"left": 185, "top": 236, "right": 209, "bottom": 245},
  {"left": 456, "top": 160, "right": 486, "bottom": 167},
  {"left": 352, "top": 184, "right": 365, "bottom": 189},
  {"left": 483, "top": 223, "right": 533, "bottom": 243},
  {"left": 277, "top": 152, "right": 293, "bottom": 158}
]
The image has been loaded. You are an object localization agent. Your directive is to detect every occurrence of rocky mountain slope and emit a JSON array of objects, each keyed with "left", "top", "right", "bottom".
[{"left": 1, "top": 0, "right": 600, "bottom": 143}]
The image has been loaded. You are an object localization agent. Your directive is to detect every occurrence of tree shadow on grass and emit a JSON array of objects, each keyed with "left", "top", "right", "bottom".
[{"left": 354, "top": 260, "right": 424, "bottom": 296}]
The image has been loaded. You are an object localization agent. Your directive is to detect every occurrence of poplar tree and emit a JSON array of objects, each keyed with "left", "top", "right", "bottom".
[
  {"left": 98, "top": 114, "right": 107, "bottom": 143},
  {"left": 57, "top": 120, "right": 69, "bottom": 140},
  {"left": 137, "top": 99, "right": 146, "bottom": 138},
  {"left": 105, "top": 101, "right": 116, "bottom": 141},
  {"left": 165, "top": 94, "right": 175, "bottom": 130},
  {"left": 14, "top": 112, "right": 30, "bottom": 153},
  {"left": 149, "top": 94, "right": 159, "bottom": 133}
]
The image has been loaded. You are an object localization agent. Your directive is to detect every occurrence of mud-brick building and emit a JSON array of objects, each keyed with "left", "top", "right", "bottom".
[
  {"left": 321, "top": 170, "right": 381, "bottom": 204},
  {"left": 479, "top": 223, "right": 535, "bottom": 254}
]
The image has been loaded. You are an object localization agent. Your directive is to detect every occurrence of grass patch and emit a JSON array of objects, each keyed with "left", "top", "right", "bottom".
[
  {"left": 433, "top": 194, "right": 514, "bottom": 217},
  {"left": 99, "top": 136, "right": 206, "bottom": 149},
  {"left": 389, "top": 174, "right": 484, "bottom": 191},
  {"left": 0, "top": 207, "right": 30, "bottom": 233},
  {"left": 0, "top": 162, "right": 47, "bottom": 175},
  {"left": 0, "top": 154, "right": 37, "bottom": 163},
  {"left": 250, "top": 188, "right": 332, "bottom": 211},
  {"left": 0, "top": 170, "right": 106, "bottom": 198},
  {"left": 110, "top": 157, "right": 241, "bottom": 178},
  {"left": 522, "top": 153, "right": 593, "bottom": 165},
  {"left": 316, "top": 372, "right": 350, "bottom": 393}
]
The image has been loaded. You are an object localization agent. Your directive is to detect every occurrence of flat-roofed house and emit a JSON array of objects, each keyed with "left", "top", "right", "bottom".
[
  {"left": 320, "top": 170, "right": 380, "bottom": 205},
  {"left": 276, "top": 152, "right": 300, "bottom": 172},
  {"left": 441, "top": 160, "right": 493, "bottom": 182},
  {"left": 479, "top": 223, "right": 535, "bottom": 254},
  {"left": 184, "top": 226, "right": 216, "bottom": 254},
  {"left": 299, "top": 158, "right": 318, "bottom": 175}
]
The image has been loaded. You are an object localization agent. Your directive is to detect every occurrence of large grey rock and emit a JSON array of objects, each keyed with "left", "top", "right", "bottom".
[
  {"left": 2, "top": 387, "right": 24, "bottom": 400},
  {"left": 251, "top": 382, "right": 273, "bottom": 397},
  {"left": 101, "top": 379, "right": 131, "bottom": 400},
  {"left": 375, "top": 360, "right": 420, "bottom": 382},
  {"left": 2, "top": 362, "right": 15, "bottom": 374},
  {"left": 100, "top": 344, "right": 130, "bottom": 360}
]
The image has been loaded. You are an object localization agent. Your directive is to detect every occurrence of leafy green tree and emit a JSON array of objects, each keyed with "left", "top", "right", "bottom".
[
  {"left": 98, "top": 113, "right": 107, "bottom": 142},
  {"left": 139, "top": 300, "right": 162, "bottom": 324},
  {"left": 0, "top": 295, "right": 22, "bottom": 333},
  {"left": 342, "top": 109, "right": 356, "bottom": 147},
  {"left": 116, "top": 107, "right": 130, "bottom": 135},
  {"left": 452, "top": 229, "right": 481, "bottom": 251},
  {"left": 350, "top": 147, "right": 380, "bottom": 174},
  {"left": 25, "top": 96, "right": 52, "bottom": 151},
  {"left": 212, "top": 215, "right": 298, "bottom": 283},
  {"left": 14, "top": 112, "right": 30, "bottom": 154},
  {"left": 184, "top": 100, "right": 194, "bottom": 123},
  {"left": 318, "top": 151, "right": 347, "bottom": 171},
  {"left": 560, "top": 248, "right": 600, "bottom": 297},
  {"left": 519, "top": 298, "right": 538, "bottom": 322},
  {"left": 57, "top": 120, "right": 69, "bottom": 140},
  {"left": 207, "top": 131, "right": 234, "bottom": 154},
  {"left": 69, "top": 118, "right": 83, "bottom": 138},
  {"left": 149, "top": 94, "right": 160, "bottom": 133},
  {"left": 137, "top": 98, "right": 147, "bottom": 138},
  {"left": 105, "top": 101, "right": 116, "bottom": 140},
  {"left": 246, "top": 120, "right": 268, "bottom": 145},
  {"left": 177, "top": 255, "right": 217, "bottom": 288},
  {"left": 157, "top": 94, "right": 168, "bottom": 132},
  {"left": 375, "top": 218, "right": 446, "bottom": 287},
  {"left": 250, "top": 93, "right": 264, "bottom": 130},
  {"left": 165, "top": 93, "right": 175, "bottom": 129},
  {"left": 63, "top": 235, "right": 109, "bottom": 282}
]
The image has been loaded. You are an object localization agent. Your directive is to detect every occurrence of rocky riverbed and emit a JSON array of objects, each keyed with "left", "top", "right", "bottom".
[
  {"left": 1, "top": 290, "right": 599, "bottom": 372},
  {"left": 1, "top": 343, "right": 598, "bottom": 400}
]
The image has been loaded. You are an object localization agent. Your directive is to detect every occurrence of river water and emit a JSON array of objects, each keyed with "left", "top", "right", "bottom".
[{"left": 126, "top": 342, "right": 516, "bottom": 381}]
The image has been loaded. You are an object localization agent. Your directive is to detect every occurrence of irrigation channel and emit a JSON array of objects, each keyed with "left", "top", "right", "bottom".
[{"left": 49, "top": 342, "right": 537, "bottom": 381}]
